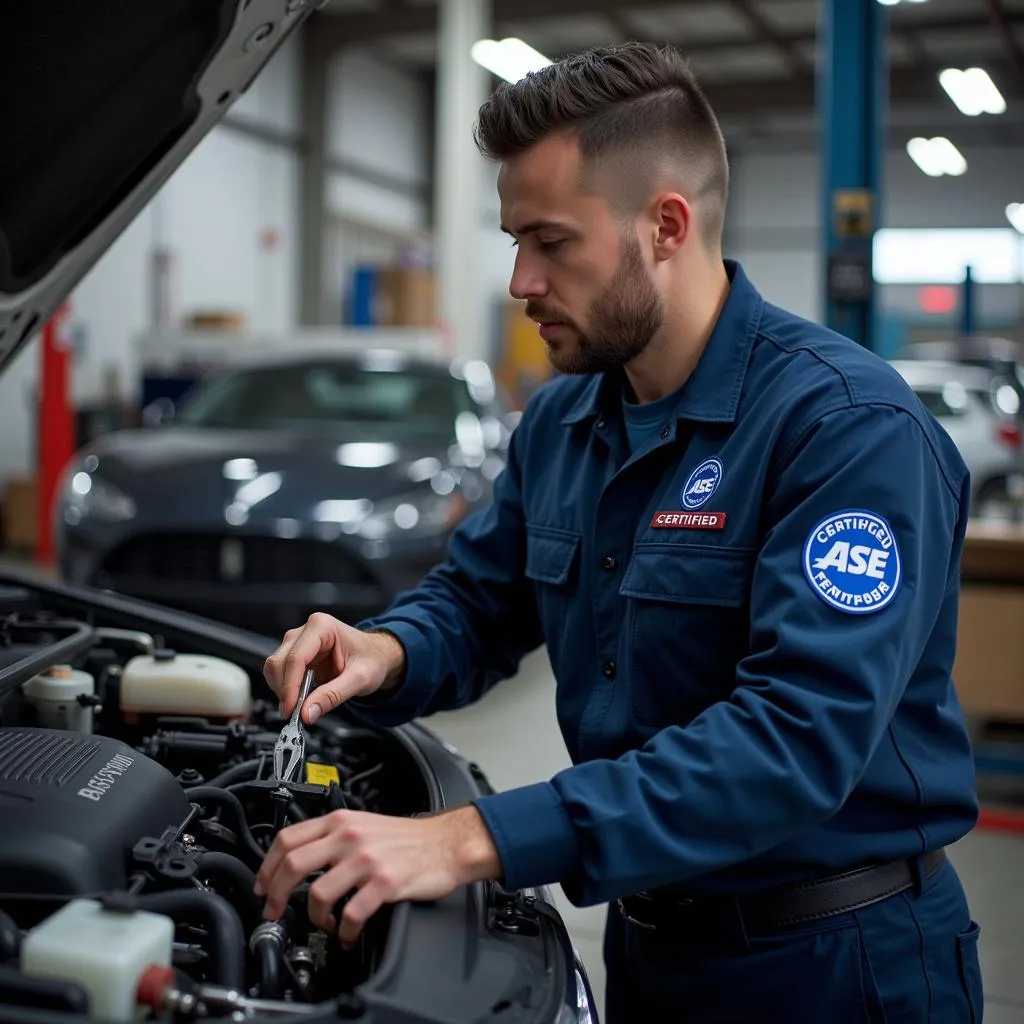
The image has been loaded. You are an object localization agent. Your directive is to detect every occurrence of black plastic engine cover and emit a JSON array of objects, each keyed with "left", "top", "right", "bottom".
[{"left": 0, "top": 728, "right": 191, "bottom": 895}]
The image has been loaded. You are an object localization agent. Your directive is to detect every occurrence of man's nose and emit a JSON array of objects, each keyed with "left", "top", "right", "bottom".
[{"left": 508, "top": 254, "right": 547, "bottom": 301}]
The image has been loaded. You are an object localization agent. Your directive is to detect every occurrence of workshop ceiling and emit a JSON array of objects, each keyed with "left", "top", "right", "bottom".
[{"left": 307, "top": 0, "right": 1024, "bottom": 148}]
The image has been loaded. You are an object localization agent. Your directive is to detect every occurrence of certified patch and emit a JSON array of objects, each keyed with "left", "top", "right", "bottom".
[
  {"left": 680, "top": 458, "right": 723, "bottom": 510},
  {"left": 802, "top": 510, "right": 901, "bottom": 615},
  {"left": 651, "top": 511, "right": 727, "bottom": 530}
]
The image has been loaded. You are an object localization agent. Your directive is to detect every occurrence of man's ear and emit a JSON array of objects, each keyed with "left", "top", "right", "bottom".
[{"left": 649, "top": 193, "right": 691, "bottom": 262}]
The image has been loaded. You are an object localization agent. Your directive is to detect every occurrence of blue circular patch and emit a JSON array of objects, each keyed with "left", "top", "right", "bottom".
[
  {"left": 680, "top": 458, "right": 723, "bottom": 510},
  {"left": 802, "top": 510, "right": 902, "bottom": 615}
]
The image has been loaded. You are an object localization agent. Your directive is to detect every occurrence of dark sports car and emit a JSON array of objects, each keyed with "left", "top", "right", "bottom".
[
  {"left": 56, "top": 352, "right": 515, "bottom": 637},
  {"left": 0, "top": 4, "right": 597, "bottom": 1024}
]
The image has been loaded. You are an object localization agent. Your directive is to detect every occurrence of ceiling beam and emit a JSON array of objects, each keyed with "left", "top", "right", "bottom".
[
  {"left": 701, "top": 60, "right": 1024, "bottom": 119},
  {"left": 308, "top": 4, "right": 1024, "bottom": 55},
  {"left": 725, "top": 114, "right": 1024, "bottom": 155},
  {"left": 725, "top": 0, "right": 813, "bottom": 77},
  {"left": 983, "top": 0, "right": 1024, "bottom": 74}
]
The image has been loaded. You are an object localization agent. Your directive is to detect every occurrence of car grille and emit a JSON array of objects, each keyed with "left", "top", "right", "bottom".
[{"left": 98, "top": 533, "right": 377, "bottom": 586}]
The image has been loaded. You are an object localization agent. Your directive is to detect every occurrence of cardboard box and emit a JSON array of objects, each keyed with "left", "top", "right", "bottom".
[
  {"left": 2, "top": 476, "right": 37, "bottom": 551},
  {"left": 953, "top": 522, "right": 1024, "bottom": 719},
  {"left": 377, "top": 268, "right": 435, "bottom": 327}
]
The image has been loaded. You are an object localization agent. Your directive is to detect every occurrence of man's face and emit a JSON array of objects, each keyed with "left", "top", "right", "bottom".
[{"left": 498, "top": 134, "right": 664, "bottom": 375}]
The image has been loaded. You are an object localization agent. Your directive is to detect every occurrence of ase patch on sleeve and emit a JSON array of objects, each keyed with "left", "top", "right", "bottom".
[{"left": 802, "top": 510, "right": 902, "bottom": 615}]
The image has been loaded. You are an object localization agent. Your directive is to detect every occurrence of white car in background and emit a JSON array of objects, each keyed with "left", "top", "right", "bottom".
[{"left": 890, "top": 359, "right": 1024, "bottom": 520}]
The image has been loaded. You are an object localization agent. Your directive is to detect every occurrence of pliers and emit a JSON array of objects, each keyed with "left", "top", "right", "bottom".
[{"left": 272, "top": 668, "right": 316, "bottom": 784}]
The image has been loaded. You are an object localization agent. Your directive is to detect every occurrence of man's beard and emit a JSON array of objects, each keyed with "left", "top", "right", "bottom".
[{"left": 527, "top": 233, "right": 665, "bottom": 376}]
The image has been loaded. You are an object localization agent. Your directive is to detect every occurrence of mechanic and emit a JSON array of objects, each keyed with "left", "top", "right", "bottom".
[{"left": 257, "top": 42, "right": 984, "bottom": 1022}]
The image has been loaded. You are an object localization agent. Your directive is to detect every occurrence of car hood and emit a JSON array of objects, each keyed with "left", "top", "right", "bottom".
[
  {"left": 78, "top": 426, "right": 465, "bottom": 507},
  {"left": 0, "top": 1, "right": 315, "bottom": 375}
]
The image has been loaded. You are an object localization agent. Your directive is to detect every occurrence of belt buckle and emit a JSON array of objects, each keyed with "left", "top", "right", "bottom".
[
  {"left": 616, "top": 897, "right": 658, "bottom": 931},
  {"left": 617, "top": 892, "right": 695, "bottom": 932}
]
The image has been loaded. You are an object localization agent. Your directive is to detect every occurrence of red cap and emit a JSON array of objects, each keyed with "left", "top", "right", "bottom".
[{"left": 136, "top": 965, "right": 176, "bottom": 1008}]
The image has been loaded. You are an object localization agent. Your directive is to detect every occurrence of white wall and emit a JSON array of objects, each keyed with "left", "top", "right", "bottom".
[{"left": 321, "top": 51, "right": 433, "bottom": 322}]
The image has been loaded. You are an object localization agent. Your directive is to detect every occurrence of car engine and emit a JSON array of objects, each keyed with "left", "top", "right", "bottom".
[{"left": 0, "top": 590, "right": 439, "bottom": 1023}]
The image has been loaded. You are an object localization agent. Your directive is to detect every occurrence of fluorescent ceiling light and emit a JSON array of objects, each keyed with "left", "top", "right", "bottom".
[
  {"left": 876, "top": 0, "right": 929, "bottom": 5},
  {"left": 471, "top": 37, "right": 552, "bottom": 84},
  {"left": 939, "top": 67, "right": 1006, "bottom": 116},
  {"left": 906, "top": 136, "right": 967, "bottom": 177},
  {"left": 1007, "top": 203, "right": 1024, "bottom": 234}
]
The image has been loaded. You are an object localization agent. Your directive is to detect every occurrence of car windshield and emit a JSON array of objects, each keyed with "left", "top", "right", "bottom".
[{"left": 176, "top": 363, "right": 474, "bottom": 435}]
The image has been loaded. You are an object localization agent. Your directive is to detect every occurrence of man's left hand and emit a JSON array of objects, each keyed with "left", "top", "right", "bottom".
[{"left": 254, "top": 805, "right": 503, "bottom": 946}]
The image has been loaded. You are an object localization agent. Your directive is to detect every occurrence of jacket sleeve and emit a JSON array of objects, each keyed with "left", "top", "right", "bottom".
[
  {"left": 344, "top": 415, "right": 543, "bottom": 727},
  {"left": 471, "top": 402, "right": 968, "bottom": 905}
]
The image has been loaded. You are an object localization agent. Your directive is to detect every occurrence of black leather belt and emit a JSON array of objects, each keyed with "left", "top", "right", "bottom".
[{"left": 617, "top": 848, "right": 946, "bottom": 936}]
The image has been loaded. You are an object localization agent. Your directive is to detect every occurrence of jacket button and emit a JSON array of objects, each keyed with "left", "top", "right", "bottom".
[
  {"left": 601, "top": 555, "right": 617, "bottom": 571},
  {"left": 602, "top": 661, "right": 617, "bottom": 679},
  {"left": 660, "top": 426, "right": 670, "bottom": 439}
]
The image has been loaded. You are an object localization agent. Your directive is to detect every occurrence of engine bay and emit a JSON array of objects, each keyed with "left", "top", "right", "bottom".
[{"left": 0, "top": 582, "right": 453, "bottom": 1023}]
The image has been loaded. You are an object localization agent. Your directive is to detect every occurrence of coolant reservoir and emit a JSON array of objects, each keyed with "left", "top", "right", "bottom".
[
  {"left": 120, "top": 650, "right": 251, "bottom": 719},
  {"left": 22, "top": 665, "right": 96, "bottom": 734},
  {"left": 20, "top": 898, "right": 174, "bottom": 1023}
]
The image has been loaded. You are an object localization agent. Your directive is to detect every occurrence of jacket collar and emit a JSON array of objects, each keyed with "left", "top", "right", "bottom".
[{"left": 561, "top": 259, "right": 763, "bottom": 426}]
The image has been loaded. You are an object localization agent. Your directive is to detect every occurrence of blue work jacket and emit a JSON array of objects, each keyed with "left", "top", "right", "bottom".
[{"left": 354, "top": 259, "right": 980, "bottom": 908}]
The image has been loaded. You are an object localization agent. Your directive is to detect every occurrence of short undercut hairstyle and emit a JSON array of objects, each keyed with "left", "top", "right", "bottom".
[{"left": 474, "top": 42, "right": 729, "bottom": 248}]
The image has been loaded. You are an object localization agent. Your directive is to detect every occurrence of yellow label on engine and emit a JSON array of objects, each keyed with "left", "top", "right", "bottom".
[{"left": 305, "top": 763, "right": 341, "bottom": 787}]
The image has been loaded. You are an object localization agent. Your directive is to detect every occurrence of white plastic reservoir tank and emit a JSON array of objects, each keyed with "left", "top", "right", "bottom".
[
  {"left": 120, "top": 650, "right": 251, "bottom": 719},
  {"left": 20, "top": 898, "right": 174, "bottom": 1023},
  {"left": 23, "top": 665, "right": 96, "bottom": 734}
]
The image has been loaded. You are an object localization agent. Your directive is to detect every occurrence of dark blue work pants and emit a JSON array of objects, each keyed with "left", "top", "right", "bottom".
[{"left": 603, "top": 856, "right": 984, "bottom": 1023}]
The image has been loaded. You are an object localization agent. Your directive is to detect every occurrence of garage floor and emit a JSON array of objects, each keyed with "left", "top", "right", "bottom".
[{"left": 421, "top": 648, "right": 1024, "bottom": 1022}]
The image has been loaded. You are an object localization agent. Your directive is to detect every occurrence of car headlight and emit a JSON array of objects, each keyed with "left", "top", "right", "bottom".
[
  {"left": 60, "top": 471, "right": 137, "bottom": 524},
  {"left": 312, "top": 489, "right": 469, "bottom": 542},
  {"left": 356, "top": 490, "right": 468, "bottom": 541}
]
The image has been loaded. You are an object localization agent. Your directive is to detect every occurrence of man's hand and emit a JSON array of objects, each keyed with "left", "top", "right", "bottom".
[
  {"left": 254, "top": 806, "right": 502, "bottom": 947},
  {"left": 263, "top": 613, "right": 406, "bottom": 724}
]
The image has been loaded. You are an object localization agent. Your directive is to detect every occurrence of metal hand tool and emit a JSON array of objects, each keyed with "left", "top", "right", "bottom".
[{"left": 272, "top": 668, "right": 316, "bottom": 784}]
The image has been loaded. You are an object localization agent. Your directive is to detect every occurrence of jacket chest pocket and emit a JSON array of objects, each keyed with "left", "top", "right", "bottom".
[
  {"left": 619, "top": 545, "right": 754, "bottom": 727},
  {"left": 524, "top": 524, "right": 580, "bottom": 664}
]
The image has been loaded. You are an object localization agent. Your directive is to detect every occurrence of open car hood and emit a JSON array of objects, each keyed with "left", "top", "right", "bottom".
[{"left": 0, "top": 0, "right": 318, "bottom": 375}]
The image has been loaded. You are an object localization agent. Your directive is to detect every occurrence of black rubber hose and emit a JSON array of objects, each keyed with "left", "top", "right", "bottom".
[
  {"left": 135, "top": 891, "right": 245, "bottom": 991},
  {"left": 206, "top": 758, "right": 263, "bottom": 788},
  {"left": 193, "top": 853, "right": 263, "bottom": 932},
  {"left": 255, "top": 938, "right": 283, "bottom": 1000},
  {"left": 0, "top": 909, "right": 20, "bottom": 964},
  {"left": 185, "top": 786, "right": 265, "bottom": 865},
  {"left": 225, "top": 782, "right": 311, "bottom": 825}
]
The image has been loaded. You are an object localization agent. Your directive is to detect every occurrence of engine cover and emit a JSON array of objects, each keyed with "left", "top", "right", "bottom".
[{"left": 0, "top": 728, "right": 192, "bottom": 895}]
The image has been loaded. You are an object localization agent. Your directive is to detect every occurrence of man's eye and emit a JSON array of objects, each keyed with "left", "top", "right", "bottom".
[{"left": 538, "top": 239, "right": 564, "bottom": 252}]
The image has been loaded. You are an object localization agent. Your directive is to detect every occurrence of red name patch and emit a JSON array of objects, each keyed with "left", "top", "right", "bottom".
[{"left": 651, "top": 511, "right": 727, "bottom": 530}]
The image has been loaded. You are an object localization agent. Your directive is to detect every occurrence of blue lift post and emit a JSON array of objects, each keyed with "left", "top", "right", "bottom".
[
  {"left": 819, "top": 0, "right": 886, "bottom": 352},
  {"left": 960, "top": 264, "right": 976, "bottom": 339}
]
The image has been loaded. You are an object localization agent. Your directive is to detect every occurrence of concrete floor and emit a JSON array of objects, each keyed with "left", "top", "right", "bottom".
[{"left": 421, "top": 647, "right": 1024, "bottom": 1023}]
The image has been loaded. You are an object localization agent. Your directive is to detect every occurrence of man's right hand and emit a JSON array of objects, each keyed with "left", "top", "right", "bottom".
[{"left": 263, "top": 613, "right": 406, "bottom": 725}]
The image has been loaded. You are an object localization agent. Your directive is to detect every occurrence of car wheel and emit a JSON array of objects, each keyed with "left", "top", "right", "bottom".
[{"left": 974, "top": 476, "right": 1023, "bottom": 522}]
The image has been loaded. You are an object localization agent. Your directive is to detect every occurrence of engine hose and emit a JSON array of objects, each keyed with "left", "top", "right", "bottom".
[
  {"left": 135, "top": 891, "right": 245, "bottom": 991},
  {"left": 255, "top": 938, "right": 283, "bottom": 1000},
  {"left": 225, "top": 783, "right": 310, "bottom": 825},
  {"left": 193, "top": 853, "right": 264, "bottom": 932},
  {"left": 0, "top": 909, "right": 20, "bottom": 964},
  {"left": 205, "top": 758, "right": 263, "bottom": 789},
  {"left": 184, "top": 786, "right": 266, "bottom": 865}
]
